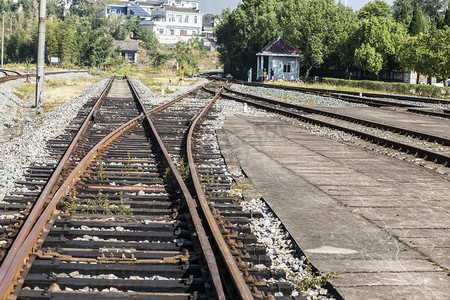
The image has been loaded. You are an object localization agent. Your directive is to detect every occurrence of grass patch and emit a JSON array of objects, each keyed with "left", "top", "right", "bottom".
[
  {"left": 12, "top": 91, "right": 25, "bottom": 100},
  {"left": 13, "top": 76, "right": 100, "bottom": 109},
  {"left": 15, "top": 83, "right": 35, "bottom": 99},
  {"left": 42, "top": 76, "right": 100, "bottom": 105}
]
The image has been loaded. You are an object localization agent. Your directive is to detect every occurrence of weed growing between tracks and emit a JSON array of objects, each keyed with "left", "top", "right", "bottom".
[
  {"left": 90, "top": 161, "right": 108, "bottom": 181},
  {"left": 293, "top": 265, "right": 341, "bottom": 292},
  {"left": 201, "top": 168, "right": 225, "bottom": 198},
  {"left": 162, "top": 158, "right": 191, "bottom": 183},
  {"left": 63, "top": 189, "right": 133, "bottom": 216},
  {"left": 229, "top": 182, "right": 254, "bottom": 205},
  {"left": 175, "top": 158, "right": 190, "bottom": 181},
  {"left": 122, "top": 151, "right": 135, "bottom": 175}
]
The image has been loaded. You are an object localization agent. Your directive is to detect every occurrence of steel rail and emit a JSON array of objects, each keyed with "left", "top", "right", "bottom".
[
  {"left": 215, "top": 90, "right": 450, "bottom": 167},
  {"left": 0, "top": 115, "right": 143, "bottom": 298},
  {"left": 0, "top": 70, "right": 88, "bottom": 83},
  {"left": 224, "top": 87, "right": 450, "bottom": 146},
  {"left": 124, "top": 75, "right": 213, "bottom": 116},
  {"left": 0, "top": 68, "right": 22, "bottom": 75},
  {"left": 127, "top": 76, "right": 227, "bottom": 299},
  {"left": 0, "top": 75, "right": 115, "bottom": 287},
  {"left": 1, "top": 77, "right": 226, "bottom": 299},
  {"left": 186, "top": 87, "right": 254, "bottom": 299},
  {"left": 406, "top": 108, "right": 450, "bottom": 119},
  {"left": 212, "top": 76, "right": 450, "bottom": 105}
]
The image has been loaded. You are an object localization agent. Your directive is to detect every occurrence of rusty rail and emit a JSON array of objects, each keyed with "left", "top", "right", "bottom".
[
  {"left": 0, "top": 77, "right": 229, "bottom": 299},
  {"left": 126, "top": 76, "right": 226, "bottom": 299},
  {"left": 209, "top": 75, "right": 450, "bottom": 105},
  {"left": 125, "top": 75, "right": 212, "bottom": 116},
  {"left": 218, "top": 90, "right": 450, "bottom": 167},
  {"left": 0, "top": 115, "right": 142, "bottom": 298},
  {"left": 0, "top": 76, "right": 115, "bottom": 289},
  {"left": 187, "top": 87, "right": 254, "bottom": 299},
  {"left": 0, "top": 70, "right": 88, "bottom": 84},
  {"left": 224, "top": 86, "right": 450, "bottom": 146}
]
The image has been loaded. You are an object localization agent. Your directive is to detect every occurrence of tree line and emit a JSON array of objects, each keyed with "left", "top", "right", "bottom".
[
  {"left": 0, "top": 0, "right": 205, "bottom": 71},
  {"left": 215, "top": 0, "right": 450, "bottom": 86}
]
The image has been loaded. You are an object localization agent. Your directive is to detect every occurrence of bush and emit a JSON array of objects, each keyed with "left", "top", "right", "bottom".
[{"left": 322, "top": 78, "right": 449, "bottom": 98}]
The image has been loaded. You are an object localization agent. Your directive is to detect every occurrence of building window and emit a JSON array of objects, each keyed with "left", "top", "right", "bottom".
[
  {"left": 177, "top": 15, "right": 182, "bottom": 23},
  {"left": 194, "top": 16, "right": 198, "bottom": 23},
  {"left": 159, "top": 28, "right": 164, "bottom": 34},
  {"left": 185, "top": 15, "right": 189, "bottom": 23},
  {"left": 168, "top": 14, "right": 174, "bottom": 22},
  {"left": 170, "top": 29, "right": 175, "bottom": 35},
  {"left": 180, "top": 30, "right": 187, "bottom": 36},
  {"left": 283, "top": 64, "right": 291, "bottom": 73}
]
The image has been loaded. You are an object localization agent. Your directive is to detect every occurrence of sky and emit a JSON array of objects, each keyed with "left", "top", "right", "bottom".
[{"left": 199, "top": 0, "right": 395, "bottom": 15}]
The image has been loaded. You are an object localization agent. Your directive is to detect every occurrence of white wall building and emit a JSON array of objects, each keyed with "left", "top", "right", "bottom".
[
  {"left": 103, "top": 0, "right": 203, "bottom": 45},
  {"left": 140, "top": 5, "right": 202, "bottom": 45},
  {"left": 256, "top": 37, "right": 300, "bottom": 81},
  {"left": 118, "top": 0, "right": 200, "bottom": 45}
]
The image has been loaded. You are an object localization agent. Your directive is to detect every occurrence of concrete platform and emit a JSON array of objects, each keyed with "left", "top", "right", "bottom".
[
  {"left": 218, "top": 116, "right": 450, "bottom": 300},
  {"left": 315, "top": 106, "right": 450, "bottom": 140}
]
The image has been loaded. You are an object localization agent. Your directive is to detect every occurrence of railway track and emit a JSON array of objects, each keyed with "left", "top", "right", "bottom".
[
  {"left": 209, "top": 76, "right": 450, "bottom": 119},
  {"left": 0, "top": 70, "right": 87, "bottom": 84},
  {"left": 216, "top": 87, "right": 450, "bottom": 168},
  {"left": 150, "top": 86, "right": 299, "bottom": 298},
  {"left": 0, "top": 69, "right": 22, "bottom": 77},
  {"left": 0, "top": 76, "right": 227, "bottom": 299}
]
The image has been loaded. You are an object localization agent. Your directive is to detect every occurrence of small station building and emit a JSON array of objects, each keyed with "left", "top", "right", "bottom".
[
  {"left": 113, "top": 40, "right": 139, "bottom": 63},
  {"left": 256, "top": 36, "right": 300, "bottom": 81}
]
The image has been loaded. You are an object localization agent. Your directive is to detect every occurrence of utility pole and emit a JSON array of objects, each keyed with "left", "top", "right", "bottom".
[
  {"left": 35, "top": 0, "right": 47, "bottom": 108},
  {"left": 1, "top": 14, "right": 4, "bottom": 68}
]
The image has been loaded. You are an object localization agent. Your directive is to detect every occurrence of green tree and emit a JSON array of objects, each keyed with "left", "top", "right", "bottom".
[
  {"left": 45, "top": 18, "right": 61, "bottom": 60},
  {"left": 125, "top": 17, "right": 141, "bottom": 38},
  {"left": 280, "top": 0, "right": 357, "bottom": 79},
  {"left": 5, "top": 28, "right": 33, "bottom": 62},
  {"left": 398, "top": 36, "right": 425, "bottom": 84},
  {"left": 70, "top": 0, "right": 94, "bottom": 17},
  {"left": 328, "top": 2, "right": 359, "bottom": 73},
  {"left": 415, "top": 28, "right": 450, "bottom": 86},
  {"left": 0, "top": 0, "right": 6, "bottom": 12},
  {"left": 137, "top": 29, "right": 159, "bottom": 51},
  {"left": 215, "top": 1, "right": 282, "bottom": 79},
  {"left": 172, "top": 38, "right": 206, "bottom": 72},
  {"left": 59, "top": 18, "right": 77, "bottom": 62},
  {"left": 396, "top": 0, "right": 410, "bottom": 24},
  {"left": 392, "top": 0, "right": 449, "bottom": 19},
  {"left": 350, "top": 16, "right": 408, "bottom": 78},
  {"left": 87, "top": 27, "right": 115, "bottom": 67},
  {"left": 358, "top": 0, "right": 391, "bottom": 19},
  {"left": 444, "top": 6, "right": 450, "bottom": 27},
  {"left": 433, "top": 12, "right": 445, "bottom": 28},
  {"left": 19, "top": 0, "right": 33, "bottom": 16},
  {"left": 354, "top": 43, "right": 383, "bottom": 76},
  {"left": 409, "top": 4, "right": 426, "bottom": 35},
  {"left": 107, "top": 15, "right": 128, "bottom": 40}
]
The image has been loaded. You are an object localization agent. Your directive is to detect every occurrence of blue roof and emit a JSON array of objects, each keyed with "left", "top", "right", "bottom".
[{"left": 127, "top": 3, "right": 151, "bottom": 18}]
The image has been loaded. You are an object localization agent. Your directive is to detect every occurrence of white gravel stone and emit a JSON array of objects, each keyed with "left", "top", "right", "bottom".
[{"left": 0, "top": 74, "right": 108, "bottom": 202}]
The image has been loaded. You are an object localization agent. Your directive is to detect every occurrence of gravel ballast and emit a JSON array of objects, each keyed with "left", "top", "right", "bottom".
[
  {"left": 0, "top": 74, "right": 107, "bottom": 202},
  {"left": 198, "top": 99, "right": 336, "bottom": 299}
]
